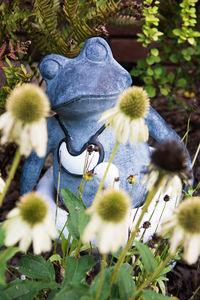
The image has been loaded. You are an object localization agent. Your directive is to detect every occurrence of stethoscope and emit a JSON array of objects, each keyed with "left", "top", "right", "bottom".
[{"left": 55, "top": 115, "right": 105, "bottom": 176}]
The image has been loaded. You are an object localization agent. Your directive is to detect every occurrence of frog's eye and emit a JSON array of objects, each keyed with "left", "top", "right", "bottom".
[
  {"left": 40, "top": 60, "right": 60, "bottom": 79},
  {"left": 39, "top": 54, "right": 69, "bottom": 80},
  {"left": 85, "top": 41, "right": 108, "bottom": 62}
]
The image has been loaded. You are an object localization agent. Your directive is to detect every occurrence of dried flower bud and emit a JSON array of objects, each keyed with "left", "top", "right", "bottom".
[
  {"left": 127, "top": 175, "right": 136, "bottom": 184},
  {"left": 143, "top": 221, "right": 151, "bottom": 229}
]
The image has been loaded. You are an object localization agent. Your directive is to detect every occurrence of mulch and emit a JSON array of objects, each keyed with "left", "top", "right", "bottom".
[{"left": 0, "top": 94, "right": 200, "bottom": 299}]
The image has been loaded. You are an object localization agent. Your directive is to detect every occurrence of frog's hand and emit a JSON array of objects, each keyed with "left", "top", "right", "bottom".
[
  {"left": 20, "top": 118, "right": 56, "bottom": 195},
  {"left": 145, "top": 106, "right": 193, "bottom": 180}
]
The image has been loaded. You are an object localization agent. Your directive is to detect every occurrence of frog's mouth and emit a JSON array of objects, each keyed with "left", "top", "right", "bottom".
[{"left": 52, "top": 93, "right": 119, "bottom": 116}]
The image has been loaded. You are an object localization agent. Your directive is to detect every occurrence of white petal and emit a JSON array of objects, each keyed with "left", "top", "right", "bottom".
[
  {"left": 130, "top": 120, "right": 139, "bottom": 146},
  {"left": 82, "top": 214, "right": 102, "bottom": 243},
  {"left": 19, "top": 227, "right": 32, "bottom": 252},
  {"left": 6, "top": 208, "right": 20, "bottom": 219},
  {"left": 0, "top": 113, "right": 15, "bottom": 143},
  {"left": 19, "top": 126, "right": 32, "bottom": 156},
  {"left": 169, "top": 227, "right": 184, "bottom": 254},
  {"left": 30, "top": 120, "right": 48, "bottom": 157},
  {"left": 4, "top": 218, "right": 30, "bottom": 246},
  {"left": 183, "top": 235, "right": 200, "bottom": 264},
  {"left": 11, "top": 121, "right": 23, "bottom": 142},
  {"left": 138, "top": 119, "right": 149, "bottom": 142},
  {"left": 98, "top": 222, "right": 127, "bottom": 254},
  {"left": 98, "top": 108, "right": 118, "bottom": 123},
  {"left": 43, "top": 214, "right": 57, "bottom": 239},
  {"left": 32, "top": 224, "right": 52, "bottom": 254}
]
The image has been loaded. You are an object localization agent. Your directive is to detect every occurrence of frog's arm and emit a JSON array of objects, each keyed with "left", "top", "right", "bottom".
[
  {"left": 20, "top": 117, "right": 57, "bottom": 195},
  {"left": 145, "top": 106, "right": 182, "bottom": 143},
  {"left": 145, "top": 106, "right": 193, "bottom": 172}
]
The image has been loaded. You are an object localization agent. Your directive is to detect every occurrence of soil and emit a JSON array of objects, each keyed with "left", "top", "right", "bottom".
[{"left": 0, "top": 94, "right": 200, "bottom": 299}]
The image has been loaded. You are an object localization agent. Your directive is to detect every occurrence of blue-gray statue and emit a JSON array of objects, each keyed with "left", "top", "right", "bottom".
[{"left": 20, "top": 37, "right": 190, "bottom": 209}]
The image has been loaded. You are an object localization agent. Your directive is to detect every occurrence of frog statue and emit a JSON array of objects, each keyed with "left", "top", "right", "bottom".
[{"left": 20, "top": 37, "right": 191, "bottom": 240}]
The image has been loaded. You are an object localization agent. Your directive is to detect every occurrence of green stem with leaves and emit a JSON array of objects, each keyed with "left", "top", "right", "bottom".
[
  {"left": 95, "top": 254, "right": 107, "bottom": 300},
  {"left": 0, "top": 246, "right": 13, "bottom": 264},
  {"left": 0, "top": 147, "right": 21, "bottom": 207},
  {"left": 129, "top": 254, "right": 172, "bottom": 299},
  {"left": 110, "top": 175, "right": 165, "bottom": 283}
]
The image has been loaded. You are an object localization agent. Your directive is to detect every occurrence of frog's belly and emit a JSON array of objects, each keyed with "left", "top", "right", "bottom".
[{"left": 53, "top": 141, "right": 151, "bottom": 207}]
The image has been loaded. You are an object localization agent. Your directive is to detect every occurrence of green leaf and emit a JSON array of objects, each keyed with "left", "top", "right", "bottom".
[
  {"left": 173, "top": 28, "right": 181, "bottom": 36},
  {"left": 117, "top": 264, "right": 136, "bottom": 299},
  {"left": 151, "top": 48, "right": 159, "bottom": 56},
  {"left": 17, "top": 254, "right": 55, "bottom": 281},
  {"left": 0, "top": 247, "right": 19, "bottom": 285},
  {"left": 145, "top": 86, "right": 156, "bottom": 98},
  {"left": 90, "top": 267, "right": 112, "bottom": 300},
  {"left": 167, "top": 72, "right": 175, "bottom": 83},
  {"left": 63, "top": 255, "right": 95, "bottom": 285},
  {"left": 61, "top": 189, "right": 89, "bottom": 239},
  {"left": 154, "top": 66, "right": 165, "bottom": 77},
  {"left": 130, "top": 69, "right": 142, "bottom": 77},
  {"left": 135, "top": 241, "right": 156, "bottom": 274},
  {"left": 177, "top": 78, "right": 187, "bottom": 88},
  {"left": 54, "top": 284, "right": 89, "bottom": 300},
  {"left": 49, "top": 254, "right": 62, "bottom": 263},
  {"left": 61, "top": 235, "right": 70, "bottom": 257},
  {"left": 146, "top": 56, "right": 156, "bottom": 65},
  {"left": 147, "top": 68, "right": 154, "bottom": 76},
  {"left": 0, "top": 287, "right": 9, "bottom": 300},
  {"left": 169, "top": 54, "right": 179, "bottom": 63},
  {"left": 142, "top": 290, "right": 172, "bottom": 299},
  {"left": 137, "top": 60, "right": 147, "bottom": 69},
  {"left": 4, "top": 279, "right": 59, "bottom": 299},
  {"left": 160, "top": 88, "right": 169, "bottom": 96},
  {"left": 0, "top": 224, "right": 5, "bottom": 247}
]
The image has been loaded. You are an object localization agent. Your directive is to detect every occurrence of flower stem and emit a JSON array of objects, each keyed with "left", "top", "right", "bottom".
[
  {"left": 0, "top": 246, "right": 13, "bottom": 264},
  {"left": 0, "top": 147, "right": 21, "bottom": 207},
  {"left": 189, "top": 284, "right": 200, "bottom": 300},
  {"left": 87, "top": 140, "right": 119, "bottom": 212},
  {"left": 110, "top": 175, "right": 165, "bottom": 283},
  {"left": 129, "top": 254, "right": 172, "bottom": 299},
  {"left": 95, "top": 254, "right": 107, "bottom": 300},
  {"left": 75, "top": 239, "right": 82, "bottom": 259}
]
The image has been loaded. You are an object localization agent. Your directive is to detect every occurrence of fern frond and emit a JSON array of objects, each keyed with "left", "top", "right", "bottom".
[
  {"left": 35, "top": 0, "right": 71, "bottom": 56},
  {"left": 63, "top": 0, "right": 79, "bottom": 24}
]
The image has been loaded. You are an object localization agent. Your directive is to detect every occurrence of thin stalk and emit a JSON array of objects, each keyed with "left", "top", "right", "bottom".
[
  {"left": 87, "top": 140, "right": 119, "bottom": 213},
  {"left": 140, "top": 195, "right": 160, "bottom": 241},
  {"left": 53, "top": 219, "right": 68, "bottom": 254},
  {"left": 95, "top": 254, "right": 107, "bottom": 300},
  {"left": 75, "top": 239, "right": 82, "bottom": 259},
  {"left": 180, "top": 116, "right": 190, "bottom": 147},
  {"left": 65, "top": 233, "right": 71, "bottom": 256},
  {"left": 0, "top": 246, "right": 13, "bottom": 264},
  {"left": 0, "top": 147, "right": 21, "bottom": 207},
  {"left": 189, "top": 284, "right": 200, "bottom": 300},
  {"left": 130, "top": 255, "right": 141, "bottom": 273},
  {"left": 130, "top": 182, "right": 135, "bottom": 198},
  {"left": 192, "top": 142, "right": 200, "bottom": 168},
  {"left": 154, "top": 202, "right": 166, "bottom": 233},
  {"left": 55, "top": 151, "right": 61, "bottom": 226},
  {"left": 110, "top": 175, "right": 165, "bottom": 284},
  {"left": 129, "top": 254, "right": 172, "bottom": 299}
]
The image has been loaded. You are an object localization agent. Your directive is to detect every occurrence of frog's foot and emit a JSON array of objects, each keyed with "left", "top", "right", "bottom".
[{"left": 93, "top": 162, "right": 120, "bottom": 189}]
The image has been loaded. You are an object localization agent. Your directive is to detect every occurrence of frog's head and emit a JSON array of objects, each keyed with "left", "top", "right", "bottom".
[{"left": 39, "top": 37, "right": 132, "bottom": 118}]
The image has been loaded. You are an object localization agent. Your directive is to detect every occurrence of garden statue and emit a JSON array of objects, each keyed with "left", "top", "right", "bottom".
[{"left": 20, "top": 37, "right": 191, "bottom": 241}]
